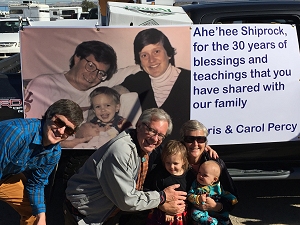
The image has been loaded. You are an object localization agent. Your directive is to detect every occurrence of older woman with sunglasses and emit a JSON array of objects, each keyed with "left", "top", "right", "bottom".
[{"left": 180, "top": 120, "right": 238, "bottom": 220}]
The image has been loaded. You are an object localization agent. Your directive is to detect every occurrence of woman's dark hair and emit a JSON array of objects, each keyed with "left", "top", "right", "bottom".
[
  {"left": 69, "top": 40, "right": 117, "bottom": 81},
  {"left": 133, "top": 28, "right": 176, "bottom": 66},
  {"left": 43, "top": 99, "right": 83, "bottom": 131}
]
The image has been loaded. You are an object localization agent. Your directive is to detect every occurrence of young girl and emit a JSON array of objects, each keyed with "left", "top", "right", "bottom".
[{"left": 144, "top": 140, "right": 194, "bottom": 225}]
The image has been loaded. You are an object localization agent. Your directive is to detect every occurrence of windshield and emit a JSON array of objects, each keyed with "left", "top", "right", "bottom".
[{"left": 0, "top": 20, "right": 29, "bottom": 33}]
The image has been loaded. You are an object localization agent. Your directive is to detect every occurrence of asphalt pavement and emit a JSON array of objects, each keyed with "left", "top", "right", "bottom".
[{"left": 230, "top": 179, "right": 300, "bottom": 225}]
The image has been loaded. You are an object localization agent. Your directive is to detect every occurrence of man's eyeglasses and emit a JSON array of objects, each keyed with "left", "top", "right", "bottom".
[
  {"left": 142, "top": 122, "right": 166, "bottom": 141},
  {"left": 183, "top": 136, "right": 207, "bottom": 143},
  {"left": 84, "top": 58, "right": 107, "bottom": 81},
  {"left": 53, "top": 116, "right": 75, "bottom": 136}
]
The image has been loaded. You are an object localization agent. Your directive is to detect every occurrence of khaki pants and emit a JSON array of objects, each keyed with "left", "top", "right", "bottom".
[{"left": 0, "top": 173, "right": 36, "bottom": 225}]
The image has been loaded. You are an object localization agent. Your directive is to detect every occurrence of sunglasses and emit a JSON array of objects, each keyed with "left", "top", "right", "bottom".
[
  {"left": 183, "top": 136, "right": 207, "bottom": 143},
  {"left": 53, "top": 116, "right": 75, "bottom": 136}
]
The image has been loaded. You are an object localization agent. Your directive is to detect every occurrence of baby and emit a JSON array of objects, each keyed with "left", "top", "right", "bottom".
[
  {"left": 75, "top": 122, "right": 101, "bottom": 139},
  {"left": 188, "top": 160, "right": 238, "bottom": 225},
  {"left": 74, "top": 122, "right": 118, "bottom": 149}
]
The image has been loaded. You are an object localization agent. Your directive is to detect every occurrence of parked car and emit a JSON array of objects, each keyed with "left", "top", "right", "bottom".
[
  {"left": 79, "top": 12, "right": 89, "bottom": 19},
  {"left": 87, "top": 7, "right": 98, "bottom": 19},
  {"left": 0, "top": 18, "right": 30, "bottom": 59}
]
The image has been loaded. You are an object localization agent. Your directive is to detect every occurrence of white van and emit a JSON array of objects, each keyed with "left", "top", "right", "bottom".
[
  {"left": 9, "top": 1, "right": 50, "bottom": 21},
  {"left": 49, "top": 6, "right": 83, "bottom": 20},
  {"left": 0, "top": 18, "right": 29, "bottom": 59}
]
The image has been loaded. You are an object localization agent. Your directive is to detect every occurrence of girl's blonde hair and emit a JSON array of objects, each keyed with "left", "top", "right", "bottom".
[{"left": 161, "top": 140, "right": 189, "bottom": 172}]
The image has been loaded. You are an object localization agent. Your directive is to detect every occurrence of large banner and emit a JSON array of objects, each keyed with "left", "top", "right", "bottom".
[{"left": 20, "top": 24, "right": 300, "bottom": 148}]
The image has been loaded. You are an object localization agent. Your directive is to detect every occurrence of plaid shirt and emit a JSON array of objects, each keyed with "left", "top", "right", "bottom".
[{"left": 0, "top": 118, "right": 61, "bottom": 215}]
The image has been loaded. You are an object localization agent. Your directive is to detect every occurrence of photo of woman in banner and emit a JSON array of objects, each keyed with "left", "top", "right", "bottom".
[{"left": 119, "top": 28, "right": 191, "bottom": 140}]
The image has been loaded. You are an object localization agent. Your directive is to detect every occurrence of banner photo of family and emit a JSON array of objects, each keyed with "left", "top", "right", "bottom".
[{"left": 20, "top": 25, "right": 191, "bottom": 149}]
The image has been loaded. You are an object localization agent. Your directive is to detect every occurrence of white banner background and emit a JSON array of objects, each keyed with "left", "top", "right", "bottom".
[{"left": 191, "top": 24, "right": 300, "bottom": 145}]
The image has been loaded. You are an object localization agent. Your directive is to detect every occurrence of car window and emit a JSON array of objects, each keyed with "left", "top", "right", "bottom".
[
  {"left": 0, "top": 20, "right": 29, "bottom": 33},
  {"left": 216, "top": 15, "right": 299, "bottom": 24},
  {"left": 215, "top": 15, "right": 300, "bottom": 47}
]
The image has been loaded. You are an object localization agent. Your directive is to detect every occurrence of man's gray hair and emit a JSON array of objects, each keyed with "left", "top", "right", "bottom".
[{"left": 137, "top": 108, "right": 173, "bottom": 136}]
